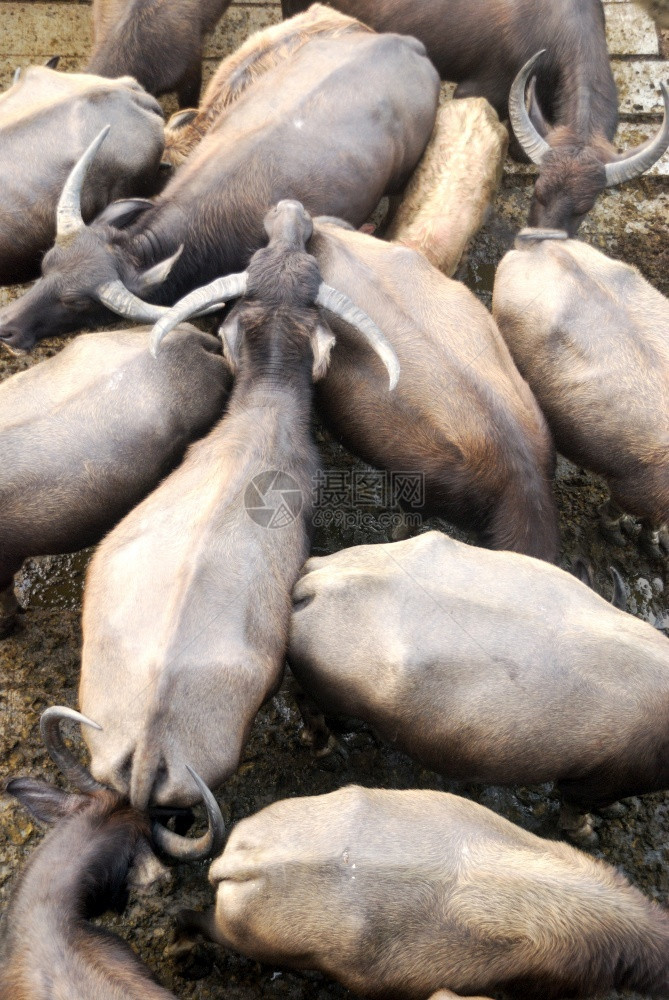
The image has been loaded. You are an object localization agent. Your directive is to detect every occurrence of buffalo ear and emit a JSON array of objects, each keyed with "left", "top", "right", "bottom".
[
  {"left": 44, "top": 55, "right": 60, "bottom": 70},
  {"left": 94, "top": 197, "right": 155, "bottom": 230},
  {"left": 135, "top": 245, "right": 183, "bottom": 294},
  {"left": 168, "top": 108, "right": 198, "bottom": 130},
  {"left": 3, "top": 777, "right": 87, "bottom": 825},
  {"left": 310, "top": 321, "right": 336, "bottom": 381}
]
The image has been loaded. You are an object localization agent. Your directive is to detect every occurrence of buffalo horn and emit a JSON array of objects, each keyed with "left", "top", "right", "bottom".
[
  {"left": 149, "top": 271, "right": 248, "bottom": 356},
  {"left": 96, "top": 280, "right": 169, "bottom": 323},
  {"left": 508, "top": 51, "right": 552, "bottom": 165},
  {"left": 604, "top": 82, "right": 669, "bottom": 187},
  {"left": 56, "top": 126, "right": 110, "bottom": 243},
  {"left": 152, "top": 766, "right": 225, "bottom": 861},
  {"left": 316, "top": 283, "right": 400, "bottom": 390},
  {"left": 40, "top": 706, "right": 105, "bottom": 793}
]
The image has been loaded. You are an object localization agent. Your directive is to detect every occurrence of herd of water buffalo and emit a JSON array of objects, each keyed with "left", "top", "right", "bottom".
[{"left": 0, "top": 0, "right": 669, "bottom": 997}]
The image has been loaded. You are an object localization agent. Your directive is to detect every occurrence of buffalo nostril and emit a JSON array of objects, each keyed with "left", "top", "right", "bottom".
[
  {"left": 0, "top": 336, "right": 28, "bottom": 357},
  {"left": 0, "top": 326, "right": 31, "bottom": 355},
  {"left": 118, "top": 751, "right": 134, "bottom": 784},
  {"left": 149, "top": 758, "right": 169, "bottom": 802}
]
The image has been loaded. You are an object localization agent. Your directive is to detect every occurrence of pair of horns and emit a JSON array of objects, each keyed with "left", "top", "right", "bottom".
[
  {"left": 39, "top": 706, "right": 225, "bottom": 861},
  {"left": 510, "top": 51, "right": 669, "bottom": 187},
  {"left": 149, "top": 270, "right": 400, "bottom": 390}
]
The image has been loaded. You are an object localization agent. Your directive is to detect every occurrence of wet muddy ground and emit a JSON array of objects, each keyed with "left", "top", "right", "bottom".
[{"left": 1, "top": 133, "right": 668, "bottom": 1000}]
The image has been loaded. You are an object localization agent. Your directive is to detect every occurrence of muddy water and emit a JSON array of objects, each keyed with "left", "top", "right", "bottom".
[{"left": 0, "top": 176, "right": 668, "bottom": 1000}]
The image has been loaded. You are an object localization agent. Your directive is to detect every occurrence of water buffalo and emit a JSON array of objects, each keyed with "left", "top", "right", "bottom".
[
  {"left": 0, "top": 324, "right": 231, "bottom": 637},
  {"left": 0, "top": 707, "right": 224, "bottom": 1000},
  {"left": 0, "top": 65, "right": 165, "bottom": 286},
  {"left": 280, "top": 0, "right": 669, "bottom": 234},
  {"left": 163, "top": 4, "right": 372, "bottom": 166},
  {"left": 492, "top": 230, "right": 669, "bottom": 560},
  {"left": 0, "top": 26, "right": 438, "bottom": 354},
  {"left": 78, "top": 201, "right": 398, "bottom": 808},
  {"left": 307, "top": 220, "right": 559, "bottom": 561},
  {"left": 175, "top": 785, "right": 669, "bottom": 999},
  {"left": 288, "top": 531, "right": 669, "bottom": 839},
  {"left": 87, "top": 0, "right": 232, "bottom": 107}
]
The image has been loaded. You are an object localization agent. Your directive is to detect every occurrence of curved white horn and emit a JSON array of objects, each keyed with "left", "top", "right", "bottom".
[
  {"left": 56, "top": 126, "right": 110, "bottom": 243},
  {"left": 40, "top": 706, "right": 104, "bottom": 794},
  {"left": 150, "top": 271, "right": 248, "bottom": 357},
  {"left": 604, "top": 81, "right": 669, "bottom": 187},
  {"left": 316, "top": 283, "right": 400, "bottom": 391},
  {"left": 509, "top": 51, "right": 552, "bottom": 165},
  {"left": 151, "top": 766, "right": 225, "bottom": 861},
  {"left": 96, "top": 280, "right": 169, "bottom": 323}
]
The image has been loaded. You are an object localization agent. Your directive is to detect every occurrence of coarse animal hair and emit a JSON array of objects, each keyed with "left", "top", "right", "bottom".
[{"left": 163, "top": 4, "right": 371, "bottom": 165}]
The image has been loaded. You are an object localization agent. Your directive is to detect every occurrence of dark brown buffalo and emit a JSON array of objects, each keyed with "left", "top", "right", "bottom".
[
  {"left": 87, "top": 0, "right": 231, "bottom": 107},
  {"left": 0, "top": 26, "right": 438, "bottom": 354},
  {"left": 308, "top": 220, "right": 559, "bottom": 560},
  {"left": 281, "top": 0, "right": 669, "bottom": 234}
]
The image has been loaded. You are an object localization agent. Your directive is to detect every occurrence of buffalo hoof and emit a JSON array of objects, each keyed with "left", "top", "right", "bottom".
[
  {"left": 598, "top": 515, "right": 627, "bottom": 548},
  {"left": 560, "top": 802, "right": 598, "bottom": 846},
  {"left": 638, "top": 524, "right": 667, "bottom": 562},
  {"left": 316, "top": 733, "right": 349, "bottom": 769},
  {"left": 292, "top": 679, "right": 334, "bottom": 755}
]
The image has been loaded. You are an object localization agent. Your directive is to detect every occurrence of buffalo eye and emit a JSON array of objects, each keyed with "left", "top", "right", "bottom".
[{"left": 59, "top": 292, "right": 90, "bottom": 310}]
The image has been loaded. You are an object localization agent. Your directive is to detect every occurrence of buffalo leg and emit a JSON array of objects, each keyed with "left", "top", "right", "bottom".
[
  {"left": 559, "top": 800, "right": 597, "bottom": 846},
  {"left": 598, "top": 498, "right": 633, "bottom": 547},
  {"left": 638, "top": 519, "right": 669, "bottom": 561},
  {"left": 0, "top": 583, "right": 18, "bottom": 637},
  {"left": 290, "top": 677, "right": 337, "bottom": 757},
  {"left": 176, "top": 61, "right": 202, "bottom": 110}
]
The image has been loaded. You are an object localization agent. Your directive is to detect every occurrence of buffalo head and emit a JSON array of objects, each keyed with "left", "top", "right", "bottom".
[
  {"left": 0, "top": 128, "right": 179, "bottom": 354},
  {"left": 510, "top": 52, "right": 669, "bottom": 236}
]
